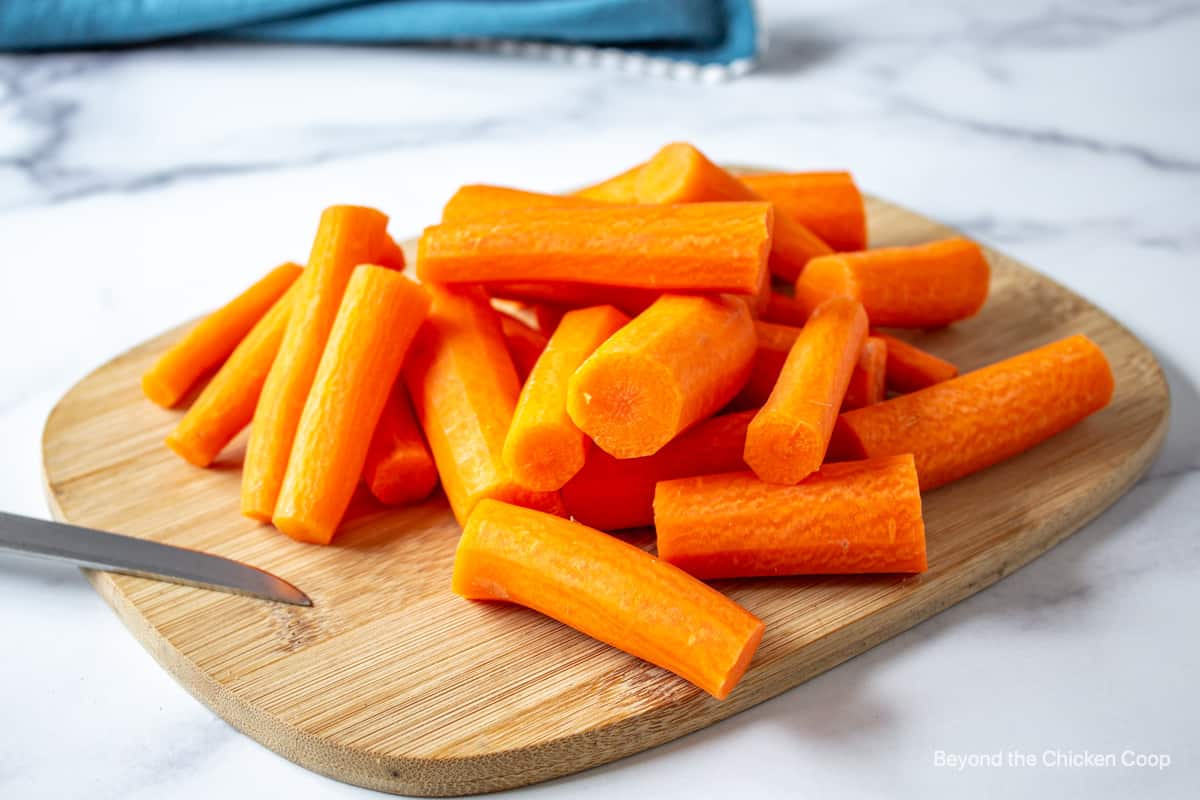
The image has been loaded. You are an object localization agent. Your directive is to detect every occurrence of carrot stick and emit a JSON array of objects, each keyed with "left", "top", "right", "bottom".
[
  {"left": 567, "top": 294, "right": 757, "bottom": 458},
  {"left": 488, "top": 281, "right": 662, "bottom": 317},
  {"left": 404, "top": 285, "right": 565, "bottom": 524},
  {"left": 165, "top": 280, "right": 300, "bottom": 467},
  {"left": 796, "top": 237, "right": 989, "bottom": 328},
  {"left": 873, "top": 331, "right": 959, "bottom": 393},
  {"left": 572, "top": 163, "right": 642, "bottom": 202},
  {"left": 654, "top": 456, "right": 927, "bottom": 578},
  {"left": 503, "top": 305, "right": 630, "bottom": 491},
  {"left": 729, "top": 320, "right": 802, "bottom": 410},
  {"left": 499, "top": 314, "right": 549, "bottom": 382},
  {"left": 242, "top": 206, "right": 393, "bottom": 521},
  {"left": 741, "top": 172, "right": 868, "bottom": 252},
  {"left": 830, "top": 335, "right": 1114, "bottom": 490},
  {"left": 273, "top": 266, "right": 430, "bottom": 544},
  {"left": 417, "top": 202, "right": 772, "bottom": 295},
  {"left": 561, "top": 410, "right": 754, "bottom": 531},
  {"left": 362, "top": 380, "right": 438, "bottom": 507},
  {"left": 142, "top": 262, "right": 302, "bottom": 408},
  {"left": 378, "top": 235, "right": 408, "bottom": 271},
  {"left": 761, "top": 291, "right": 810, "bottom": 327},
  {"left": 453, "top": 499, "right": 765, "bottom": 700},
  {"left": 442, "top": 184, "right": 598, "bottom": 223},
  {"left": 634, "top": 143, "right": 832, "bottom": 281},
  {"left": 843, "top": 335, "right": 888, "bottom": 410},
  {"left": 745, "top": 297, "right": 867, "bottom": 484}
]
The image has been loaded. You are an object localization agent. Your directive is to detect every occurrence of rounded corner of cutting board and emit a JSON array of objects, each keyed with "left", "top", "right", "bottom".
[{"left": 39, "top": 189, "right": 1170, "bottom": 796}]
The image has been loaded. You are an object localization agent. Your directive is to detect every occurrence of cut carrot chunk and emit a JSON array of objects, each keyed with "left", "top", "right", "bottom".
[
  {"left": 741, "top": 172, "right": 867, "bottom": 252},
  {"left": 745, "top": 297, "right": 867, "bottom": 484},
  {"left": 165, "top": 280, "right": 300, "bottom": 467},
  {"left": 873, "top": 331, "right": 959, "bottom": 393},
  {"left": 561, "top": 410, "right": 754, "bottom": 531},
  {"left": 634, "top": 143, "right": 832, "bottom": 281},
  {"left": 761, "top": 291, "right": 810, "bottom": 327},
  {"left": 142, "top": 262, "right": 302, "bottom": 408},
  {"left": 830, "top": 335, "right": 1114, "bottom": 490},
  {"left": 499, "top": 314, "right": 549, "bottom": 382},
  {"left": 567, "top": 294, "right": 757, "bottom": 458},
  {"left": 654, "top": 456, "right": 926, "bottom": 578},
  {"left": 274, "top": 266, "right": 430, "bottom": 545},
  {"left": 242, "top": 206, "right": 393, "bottom": 521},
  {"left": 441, "top": 184, "right": 598, "bottom": 223},
  {"left": 363, "top": 380, "right": 438, "bottom": 507},
  {"left": 453, "top": 499, "right": 765, "bottom": 700},
  {"left": 417, "top": 202, "right": 772, "bottom": 296},
  {"left": 796, "top": 237, "right": 989, "bottom": 328},
  {"left": 404, "top": 285, "right": 565, "bottom": 524},
  {"left": 730, "top": 320, "right": 802, "bottom": 411},
  {"left": 572, "top": 163, "right": 642, "bottom": 202},
  {"left": 503, "top": 305, "right": 630, "bottom": 491},
  {"left": 843, "top": 335, "right": 888, "bottom": 410}
]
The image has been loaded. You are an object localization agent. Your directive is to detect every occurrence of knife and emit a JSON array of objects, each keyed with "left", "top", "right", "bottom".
[{"left": 0, "top": 511, "right": 311, "bottom": 606}]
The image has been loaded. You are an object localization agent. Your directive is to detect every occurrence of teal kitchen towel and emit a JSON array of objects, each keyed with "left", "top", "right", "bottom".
[{"left": 0, "top": 0, "right": 760, "bottom": 68}]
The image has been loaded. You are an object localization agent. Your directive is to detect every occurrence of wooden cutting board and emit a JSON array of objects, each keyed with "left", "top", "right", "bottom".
[{"left": 42, "top": 194, "right": 1168, "bottom": 797}]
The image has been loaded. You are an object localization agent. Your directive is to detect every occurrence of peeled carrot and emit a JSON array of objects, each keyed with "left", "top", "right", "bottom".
[
  {"left": 762, "top": 291, "right": 810, "bottom": 327},
  {"left": 572, "top": 163, "right": 642, "bottom": 202},
  {"left": 142, "top": 262, "right": 302, "bottom": 408},
  {"left": 499, "top": 314, "right": 549, "bottom": 381},
  {"left": 830, "top": 335, "right": 1114, "bottom": 490},
  {"left": 362, "top": 380, "right": 438, "bottom": 507},
  {"left": 796, "top": 237, "right": 989, "bottom": 328},
  {"left": 843, "top": 335, "right": 888, "bottom": 410},
  {"left": 165, "top": 280, "right": 300, "bottom": 467},
  {"left": 745, "top": 297, "right": 867, "bottom": 484},
  {"left": 488, "top": 282, "right": 662, "bottom": 317},
  {"left": 442, "top": 184, "right": 598, "bottom": 223},
  {"left": 741, "top": 172, "right": 867, "bottom": 252},
  {"left": 417, "top": 202, "right": 772, "bottom": 296},
  {"left": 873, "top": 331, "right": 959, "bottom": 393},
  {"left": 567, "top": 294, "right": 757, "bottom": 458},
  {"left": 730, "top": 320, "right": 803, "bottom": 410},
  {"left": 503, "top": 305, "right": 630, "bottom": 491},
  {"left": 561, "top": 410, "right": 754, "bottom": 530},
  {"left": 634, "top": 143, "right": 832, "bottom": 281},
  {"left": 404, "top": 285, "right": 565, "bottom": 524},
  {"left": 273, "top": 266, "right": 430, "bottom": 544},
  {"left": 654, "top": 455, "right": 927, "bottom": 578},
  {"left": 241, "top": 206, "right": 393, "bottom": 521},
  {"left": 453, "top": 499, "right": 765, "bottom": 700}
]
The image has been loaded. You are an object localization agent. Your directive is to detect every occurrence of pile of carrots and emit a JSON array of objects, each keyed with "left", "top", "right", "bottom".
[{"left": 142, "top": 143, "right": 1115, "bottom": 700}]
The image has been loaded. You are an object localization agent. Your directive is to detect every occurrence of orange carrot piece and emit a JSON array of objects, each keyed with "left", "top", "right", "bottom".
[
  {"left": 561, "top": 410, "right": 754, "bottom": 531},
  {"left": 442, "top": 184, "right": 598, "bottom": 223},
  {"left": 503, "top": 305, "right": 630, "bottom": 491},
  {"left": 741, "top": 172, "right": 868, "bottom": 252},
  {"left": 363, "top": 380, "right": 439, "bottom": 507},
  {"left": 273, "top": 266, "right": 430, "bottom": 544},
  {"left": 378, "top": 235, "right": 408, "bottom": 271},
  {"left": 873, "top": 331, "right": 959, "bottom": 393},
  {"left": 165, "top": 280, "right": 300, "bottom": 467},
  {"left": 634, "top": 143, "right": 832, "bottom": 282},
  {"left": 567, "top": 294, "right": 757, "bottom": 458},
  {"left": 417, "top": 202, "right": 772, "bottom": 295},
  {"left": 830, "top": 335, "right": 1114, "bottom": 490},
  {"left": 499, "top": 314, "right": 549, "bottom": 382},
  {"left": 453, "top": 499, "right": 764, "bottom": 700},
  {"left": 761, "top": 291, "right": 810, "bottom": 327},
  {"left": 654, "top": 455, "right": 927, "bottom": 578},
  {"left": 142, "top": 262, "right": 302, "bottom": 408},
  {"left": 796, "top": 237, "right": 990, "bottom": 328},
  {"left": 729, "top": 320, "right": 802, "bottom": 410},
  {"left": 404, "top": 285, "right": 565, "bottom": 524},
  {"left": 572, "top": 163, "right": 642, "bottom": 202},
  {"left": 745, "top": 297, "right": 868, "bottom": 484},
  {"left": 488, "top": 282, "right": 662, "bottom": 317},
  {"left": 843, "top": 335, "right": 888, "bottom": 410},
  {"left": 242, "top": 206, "right": 393, "bottom": 522}
]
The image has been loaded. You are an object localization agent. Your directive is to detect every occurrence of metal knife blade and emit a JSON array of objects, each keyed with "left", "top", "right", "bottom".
[{"left": 0, "top": 511, "right": 311, "bottom": 606}]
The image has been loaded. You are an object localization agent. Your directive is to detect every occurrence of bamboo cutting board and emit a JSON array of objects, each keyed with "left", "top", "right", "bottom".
[{"left": 42, "top": 194, "right": 1168, "bottom": 796}]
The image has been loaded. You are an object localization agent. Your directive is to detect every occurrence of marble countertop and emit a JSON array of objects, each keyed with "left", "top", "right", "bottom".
[{"left": 1, "top": 1, "right": 1197, "bottom": 797}]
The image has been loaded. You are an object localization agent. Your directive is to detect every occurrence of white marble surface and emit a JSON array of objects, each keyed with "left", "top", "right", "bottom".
[{"left": 1, "top": 0, "right": 1198, "bottom": 797}]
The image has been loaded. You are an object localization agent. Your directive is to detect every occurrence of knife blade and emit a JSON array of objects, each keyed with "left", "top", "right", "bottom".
[{"left": 0, "top": 511, "right": 311, "bottom": 606}]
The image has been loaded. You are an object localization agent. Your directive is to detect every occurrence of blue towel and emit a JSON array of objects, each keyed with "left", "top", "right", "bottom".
[{"left": 0, "top": 0, "right": 759, "bottom": 69}]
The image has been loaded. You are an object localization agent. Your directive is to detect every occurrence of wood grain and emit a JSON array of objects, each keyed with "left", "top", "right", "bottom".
[{"left": 42, "top": 194, "right": 1168, "bottom": 796}]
